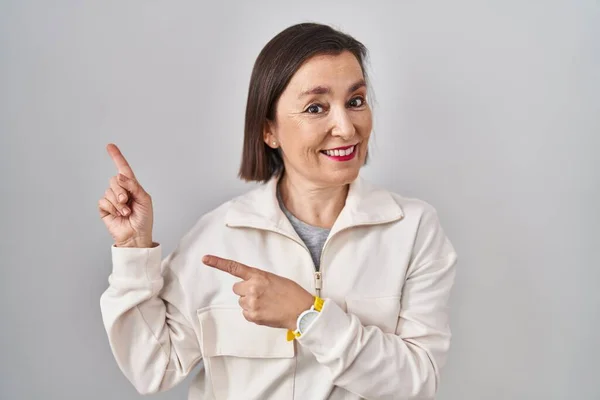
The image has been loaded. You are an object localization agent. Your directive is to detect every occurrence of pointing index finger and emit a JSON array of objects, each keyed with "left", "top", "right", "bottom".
[
  {"left": 202, "top": 255, "right": 254, "bottom": 280},
  {"left": 106, "top": 143, "right": 136, "bottom": 179}
]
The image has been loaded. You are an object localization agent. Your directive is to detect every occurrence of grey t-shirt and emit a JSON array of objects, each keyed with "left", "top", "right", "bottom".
[{"left": 277, "top": 188, "right": 330, "bottom": 271}]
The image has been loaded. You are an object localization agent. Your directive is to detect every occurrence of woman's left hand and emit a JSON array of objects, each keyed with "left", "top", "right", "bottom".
[{"left": 202, "top": 255, "right": 315, "bottom": 331}]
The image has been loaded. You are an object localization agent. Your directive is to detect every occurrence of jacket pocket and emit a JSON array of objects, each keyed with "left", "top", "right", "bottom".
[
  {"left": 197, "top": 306, "right": 295, "bottom": 400},
  {"left": 345, "top": 296, "right": 402, "bottom": 334}
]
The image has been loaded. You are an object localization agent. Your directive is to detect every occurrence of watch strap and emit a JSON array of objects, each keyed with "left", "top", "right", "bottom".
[{"left": 287, "top": 296, "right": 324, "bottom": 341}]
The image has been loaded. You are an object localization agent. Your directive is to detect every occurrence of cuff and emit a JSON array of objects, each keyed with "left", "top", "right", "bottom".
[
  {"left": 297, "top": 298, "right": 353, "bottom": 357},
  {"left": 110, "top": 242, "right": 162, "bottom": 282}
]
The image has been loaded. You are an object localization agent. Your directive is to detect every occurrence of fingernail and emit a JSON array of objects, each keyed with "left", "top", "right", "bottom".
[
  {"left": 121, "top": 207, "right": 129, "bottom": 216},
  {"left": 118, "top": 174, "right": 126, "bottom": 181},
  {"left": 118, "top": 194, "right": 126, "bottom": 203}
]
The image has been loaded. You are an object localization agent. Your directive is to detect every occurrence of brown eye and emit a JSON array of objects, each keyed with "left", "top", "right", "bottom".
[
  {"left": 306, "top": 104, "right": 324, "bottom": 114},
  {"left": 348, "top": 97, "right": 365, "bottom": 108}
]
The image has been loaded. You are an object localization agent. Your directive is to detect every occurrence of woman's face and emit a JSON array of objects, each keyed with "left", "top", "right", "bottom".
[{"left": 264, "top": 51, "right": 373, "bottom": 187}]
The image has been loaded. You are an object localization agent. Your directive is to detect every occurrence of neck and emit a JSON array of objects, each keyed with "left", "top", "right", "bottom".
[{"left": 278, "top": 171, "right": 349, "bottom": 229}]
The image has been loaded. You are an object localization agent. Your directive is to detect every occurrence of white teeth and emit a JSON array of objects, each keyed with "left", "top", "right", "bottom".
[{"left": 324, "top": 145, "right": 355, "bottom": 157}]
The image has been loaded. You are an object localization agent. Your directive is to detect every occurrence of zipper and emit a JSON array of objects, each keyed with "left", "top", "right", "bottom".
[
  {"left": 314, "top": 271, "right": 322, "bottom": 298},
  {"left": 227, "top": 224, "right": 320, "bottom": 292},
  {"left": 316, "top": 216, "right": 404, "bottom": 298},
  {"left": 228, "top": 215, "right": 402, "bottom": 299},
  {"left": 265, "top": 228, "right": 325, "bottom": 297}
]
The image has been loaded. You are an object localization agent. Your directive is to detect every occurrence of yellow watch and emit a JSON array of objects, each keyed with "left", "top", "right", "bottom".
[{"left": 287, "top": 296, "right": 324, "bottom": 341}]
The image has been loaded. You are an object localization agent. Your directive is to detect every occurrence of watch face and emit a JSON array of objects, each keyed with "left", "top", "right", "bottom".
[{"left": 299, "top": 310, "right": 319, "bottom": 332}]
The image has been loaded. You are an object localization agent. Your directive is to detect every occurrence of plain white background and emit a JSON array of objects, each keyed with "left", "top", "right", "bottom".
[{"left": 1, "top": 1, "right": 598, "bottom": 399}]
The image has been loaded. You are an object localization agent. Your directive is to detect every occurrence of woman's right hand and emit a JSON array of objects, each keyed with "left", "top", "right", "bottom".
[{"left": 98, "top": 143, "right": 154, "bottom": 248}]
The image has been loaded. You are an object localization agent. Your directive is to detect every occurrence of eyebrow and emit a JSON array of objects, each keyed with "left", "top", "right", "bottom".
[{"left": 298, "top": 79, "right": 367, "bottom": 99}]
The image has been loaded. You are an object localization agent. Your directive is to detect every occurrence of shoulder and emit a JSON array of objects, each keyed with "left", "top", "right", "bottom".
[
  {"left": 174, "top": 184, "right": 264, "bottom": 251},
  {"left": 361, "top": 177, "right": 440, "bottom": 221},
  {"left": 389, "top": 191, "right": 440, "bottom": 223},
  {"left": 361, "top": 178, "right": 451, "bottom": 246},
  {"left": 374, "top": 183, "right": 456, "bottom": 262}
]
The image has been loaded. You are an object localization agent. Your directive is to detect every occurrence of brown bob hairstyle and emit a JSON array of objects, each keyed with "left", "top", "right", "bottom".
[{"left": 238, "top": 23, "right": 370, "bottom": 183}]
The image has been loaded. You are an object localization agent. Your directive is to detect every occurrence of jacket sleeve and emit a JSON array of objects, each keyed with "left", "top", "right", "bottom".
[
  {"left": 297, "top": 209, "right": 457, "bottom": 400},
  {"left": 99, "top": 243, "right": 202, "bottom": 395}
]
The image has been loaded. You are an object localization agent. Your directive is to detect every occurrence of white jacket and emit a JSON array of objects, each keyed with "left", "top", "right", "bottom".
[{"left": 100, "top": 176, "right": 458, "bottom": 400}]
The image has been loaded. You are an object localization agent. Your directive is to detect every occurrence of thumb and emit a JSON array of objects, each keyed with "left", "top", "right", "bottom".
[{"left": 118, "top": 173, "right": 145, "bottom": 197}]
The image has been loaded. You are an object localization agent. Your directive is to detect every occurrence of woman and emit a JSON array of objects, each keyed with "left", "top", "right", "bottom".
[{"left": 99, "top": 23, "right": 457, "bottom": 400}]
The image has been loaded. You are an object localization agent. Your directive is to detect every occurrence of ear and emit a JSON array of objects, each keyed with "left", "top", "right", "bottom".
[{"left": 263, "top": 120, "right": 279, "bottom": 149}]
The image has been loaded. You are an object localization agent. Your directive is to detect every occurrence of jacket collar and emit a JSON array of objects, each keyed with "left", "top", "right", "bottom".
[{"left": 225, "top": 175, "right": 404, "bottom": 240}]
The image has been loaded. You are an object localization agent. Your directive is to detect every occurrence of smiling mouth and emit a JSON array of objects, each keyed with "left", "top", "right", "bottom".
[
  {"left": 319, "top": 144, "right": 358, "bottom": 162},
  {"left": 320, "top": 145, "right": 356, "bottom": 157}
]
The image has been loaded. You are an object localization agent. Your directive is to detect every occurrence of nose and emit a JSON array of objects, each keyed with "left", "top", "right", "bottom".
[{"left": 330, "top": 107, "right": 356, "bottom": 140}]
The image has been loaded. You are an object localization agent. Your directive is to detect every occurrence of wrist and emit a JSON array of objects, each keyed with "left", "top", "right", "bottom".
[
  {"left": 287, "top": 292, "right": 315, "bottom": 331},
  {"left": 286, "top": 295, "right": 324, "bottom": 341},
  {"left": 115, "top": 236, "right": 154, "bottom": 248}
]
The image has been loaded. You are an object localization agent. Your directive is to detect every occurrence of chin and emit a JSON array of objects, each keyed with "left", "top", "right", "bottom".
[{"left": 323, "top": 167, "right": 361, "bottom": 187}]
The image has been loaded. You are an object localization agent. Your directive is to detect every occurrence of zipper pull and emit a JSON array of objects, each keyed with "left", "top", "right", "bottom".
[{"left": 314, "top": 271, "right": 322, "bottom": 296}]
